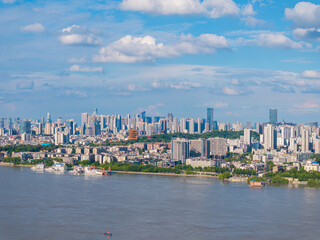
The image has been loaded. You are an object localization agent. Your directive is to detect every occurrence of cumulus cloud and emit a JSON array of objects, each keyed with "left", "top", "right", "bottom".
[
  {"left": 285, "top": 2, "right": 320, "bottom": 28},
  {"left": 21, "top": 23, "right": 45, "bottom": 33},
  {"left": 241, "top": 16, "right": 265, "bottom": 27},
  {"left": 121, "top": 0, "right": 240, "bottom": 18},
  {"left": 69, "top": 65, "right": 104, "bottom": 73},
  {"left": 59, "top": 25, "right": 102, "bottom": 46},
  {"left": 293, "top": 28, "right": 320, "bottom": 41},
  {"left": 223, "top": 87, "right": 239, "bottom": 95},
  {"left": 241, "top": 3, "right": 255, "bottom": 16},
  {"left": 301, "top": 70, "right": 320, "bottom": 78},
  {"left": 238, "top": 32, "right": 306, "bottom": 49},
  {"left": 294, "top": 101, "right": 320, "bottom": 113},
  {"left": 94, "top": 34, "right": 229, "bottom": 63}
]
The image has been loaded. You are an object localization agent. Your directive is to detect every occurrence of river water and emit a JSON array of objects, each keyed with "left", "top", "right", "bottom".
[{"left": 1, "top": 166, "right": 320, "bottom": 240}]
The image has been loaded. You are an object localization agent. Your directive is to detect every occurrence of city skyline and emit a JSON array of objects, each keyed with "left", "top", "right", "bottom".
[{"left": 1, "top": 0, "right": 320, "bottom": 122}]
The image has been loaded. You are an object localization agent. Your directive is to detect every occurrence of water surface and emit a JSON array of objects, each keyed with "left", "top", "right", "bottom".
[{"left": 0, "top": 166, "right": 319, "bottom": 240}]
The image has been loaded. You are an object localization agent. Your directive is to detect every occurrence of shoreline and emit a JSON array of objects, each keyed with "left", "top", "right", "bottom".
[{"left": 114, "top": 170, "right": 219, "bottom": 178}]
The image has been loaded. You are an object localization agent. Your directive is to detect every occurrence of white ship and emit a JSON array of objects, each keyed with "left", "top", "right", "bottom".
[
  {"left": 45, "top": 163, "right": 67, "bottom": 172},
  {"left": 70, "top": 166, "right": 85, "bottom": 175},
  {"left": 31, "top": 163, "right": 45, "bottom": 171},
  {"left": 84, "top": 166, "right": 105, "bottom": 175}
]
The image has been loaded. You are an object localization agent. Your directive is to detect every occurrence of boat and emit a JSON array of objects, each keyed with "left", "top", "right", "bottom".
[
  {"left": 31, "top": 163, "right": 45, "bottom": 171},
  {"left": 45, "top": 163, "right": 67, "bottom": 172},
  {"left": 249, "top": 180, "right": 265, "bottom": 187},
  {"left": 70, "top": 166, "right": 85, "bottom": 175},
  {"left": 84, "top": 166, "right": 106, "bottom": 175}
]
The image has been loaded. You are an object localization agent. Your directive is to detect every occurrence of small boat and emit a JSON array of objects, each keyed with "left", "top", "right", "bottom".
[
  {"left": 104, "top": 232, "right": 112, "bottom": 236},
  {"left": 250, "top": 180, "right": 265, "bottom": 187},
  {"left": 31, "top": 163, "right": 45, "bottom": 171}
]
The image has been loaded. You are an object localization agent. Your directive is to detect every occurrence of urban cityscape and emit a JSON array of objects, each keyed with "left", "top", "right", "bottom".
[
  {"left": 2, "top": 0, "right": 320, "bottom": 239},
  {"left": 1, "top": 107, "right": 320, "bottom": 184}
]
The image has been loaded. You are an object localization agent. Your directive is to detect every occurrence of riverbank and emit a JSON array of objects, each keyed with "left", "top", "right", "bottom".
[
  {"left": 114, "top": 170, "right": 219, "bottom": 178},
  {"left": 0, "top": 162, "right": 33, "bottom": 168}
]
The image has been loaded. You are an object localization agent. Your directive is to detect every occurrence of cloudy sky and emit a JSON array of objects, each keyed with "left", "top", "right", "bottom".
[{"left": 1, "top": 0, "right": 320, "bottom": 123}]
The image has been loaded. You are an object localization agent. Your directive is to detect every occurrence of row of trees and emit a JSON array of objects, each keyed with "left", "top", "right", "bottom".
[{"left": 0, "top": 144, "right": 58, "bottom": 155}]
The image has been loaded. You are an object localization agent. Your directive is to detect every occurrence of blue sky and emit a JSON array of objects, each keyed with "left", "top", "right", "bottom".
[{"left": 0, "top": 0, "right": 320, "bottom": 123}]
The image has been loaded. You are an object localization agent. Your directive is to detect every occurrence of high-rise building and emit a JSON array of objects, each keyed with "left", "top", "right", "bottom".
[
  {"left": 264, "top": 124, "right": 277, "bottom": 150},
  {"left": 81, "top": 113, "right": 89, "bottom": 126},
  {"left": 21, "top": 120, "right": 31, "bottom": 134},
  {"left": 269, "top": 109, "right": 278, "bottom": 124},
  {"left": 93, "top": 108, "right": 98, "bottom": 115},
  {"left": 301, "top": 129, "right": 310, "bottom": 153},
  {"left": 244, "top": 128, "right": 251, "bottom": 146},
  {"left": 207, "top": 108, "right": 214, "bottom": 131},
  {"left": 171, "top": 138, "right": 190, "bottom": 164},
  {"left": 208, "top": 137, "right": 227, "bottom": 157},
  {"left": 46, "top": 113, "right": 52, "bottom": 123}
]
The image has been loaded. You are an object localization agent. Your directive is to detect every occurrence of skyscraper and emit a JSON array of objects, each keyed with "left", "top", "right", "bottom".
[
  {"left": 46, "top": 113, "right": 52, "bottom": 123},
  {"left": 244, "top": 128, "right": 251, "bottom": 146},
  {"left": 264, "top": 124, "right": 277, "bottom": 150},
  {"left": 301, "top": 129, "right": 310, "bottom": 153},
  {"left": 207, "top": 108, "right": 214, "bottom": 131},
  {"left": 269, "top": 109, "right": 278, "bottom": 124}
]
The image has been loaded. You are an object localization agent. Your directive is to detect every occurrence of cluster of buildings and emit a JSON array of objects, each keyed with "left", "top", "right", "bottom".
[{"left": 1, "top": 108, "right": 320, "bottom": 173}]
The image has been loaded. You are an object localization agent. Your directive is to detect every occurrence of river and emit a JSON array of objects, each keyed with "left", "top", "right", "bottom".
[{"left": 1, "top": 166, "right": 320, "bottom": 240}]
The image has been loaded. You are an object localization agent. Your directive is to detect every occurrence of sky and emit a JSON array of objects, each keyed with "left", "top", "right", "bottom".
[{"left": 0, "top": 0, "right": 320, "bottom": 124}]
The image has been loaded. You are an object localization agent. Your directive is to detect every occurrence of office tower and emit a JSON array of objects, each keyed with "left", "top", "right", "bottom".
[
  {"left": 154, "top": 116, "right": 161, "bottom": 123},
  {"left": 171, "top": 138, "right": 190, "bottom": 164},
  {"left": 46, "top": 113, "right": 52, "bottom": 123},
  {"left": 93, "top": 108, "right": 98, "bottom": 115},
  {"left": 189, "top": 118, "right": 195, "bottom": 134},
  {"left": 244, "top": 128, "right": 251, "bottom": 146},
  {"left": 207, "top": 108, "right": 214, "bottom": 131},
  {"left": 44, "top": 123, "right": 51, "bottom": 135},
  {"left": 172, "top": 118, "right": 178, "bottom": 133},
  {"left": 269, "top": 109, "right": 278, "bottom": 124},
  {"left": 81, "top": 113, "right": 89, "bottom": 126},
  {"left": 67, "top": 119, "right": 75, "bottom": 135},
  {"left": 189, "top": 139, "right": 206, "bottom": 157},
  {"left": 197, "top": 118, "right": 202, "bottom": 134},
  {"left": 301, "top": 129, "right": 310, "bottom": 153},
  {"left": 141, "top": 111, "right": 146, "bottom": 122},
  {"left": 167, "top": 113, "right": 173, "bottom": 122},
  {"left": 264, "top": 124, "right": 277, "bottom": 150},
  {"left": 21, "top": 120, "right": 31, "bottom": 134},
  {"left": 208, "top": 137, "right": 227, "bottom": 157},
  {"left": 180, "top": 118, "right": 187, "bottom": 133}
]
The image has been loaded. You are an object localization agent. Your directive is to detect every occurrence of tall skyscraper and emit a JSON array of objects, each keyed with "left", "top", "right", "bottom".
[
  {"left": 171, "top": 138, "right": 190, "bottom": 164},
  {"left": 93, "top": 108, "right": 98, "bottom": 115},
  {"left": 269, "top": 109, "right": 278, "bottom": 124},
  {"left": 207, "top": 108, "right": 214, "bottom": 131},
  {"left": 264, "top": 124, "right": 277, "bottom": 150},
  {"left": 301, "top": 129, "right": 310, "bottom": 153},
  {"left": 244, "top": 128, "right": 251, "bottom": 146},
  {"left": 46, "top": 113, "right": 52, "bottom": 123}
]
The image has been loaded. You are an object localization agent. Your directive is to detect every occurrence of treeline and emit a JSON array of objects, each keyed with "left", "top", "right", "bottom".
[
  {"left": 265, "top": 168, "right": 320, "bottom": 186},
  {"left": 103, "top": 130, "right": 260, "bottom": 146},
  {"left": 0, "top": 144, "right": 58, "bottom": 155},
  {"left": 2, "top": 157, "right": 62, "bottom": 167}
]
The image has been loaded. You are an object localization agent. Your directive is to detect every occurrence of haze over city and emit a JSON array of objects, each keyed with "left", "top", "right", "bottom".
[{"left": 1, "top": 0, "right": 320, "bottom": 122}]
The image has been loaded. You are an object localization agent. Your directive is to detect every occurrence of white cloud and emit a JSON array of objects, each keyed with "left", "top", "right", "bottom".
[
  {"left": 223, "top": 87, "right": 239, "bottom": 95},
  {"left": 68, "top": 57, "right": 86, "bottom": 63},
  {"left": 293, "top": 28, "right": 320, "bottom": 41},
  {"left": 215, "top": 102, "right": 229, "bottom": 108},
  {"left": 21, "top": 23, "right": 45, "bottom": 33},
  {"left": 62, "top": 25, "right": 81, "bottom": 33},
  {"left": 121, "top": 0, "right": 240, "bottom": 18},
  {"left": 2, "top": 0, "right": 15, "bottom": 3},
  {"left": 285, "top": 2, "right": 320, "bottom": 28},
  {"left": 241, "top": 3, "right": 255, "bottom": 16},
  {"left": 294, "top": 101, "right": 320, "bottom": 113},
  {"left": 65, "top": 90, "right": 87, "bottom": 98},
  {"left": 241, "top": 16, "right": 265, "bottom": 27},
  {"left": 59, "top": 25, "right": 102, "bottom": 46},
  {"left": 69, "top": 65, "right": 103, "bottom": 73},
  {"left": 301, "top": 70, "right": 320, "bottom": 78},
  {"left": 239, "top": 33, "right": 306, "bottom": 49},
  {"left": 59, "top": 34, "right": 102, "bottom": 45},
  {"left": 94, "top": 34, "right": 229, "bottom": 63}
]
